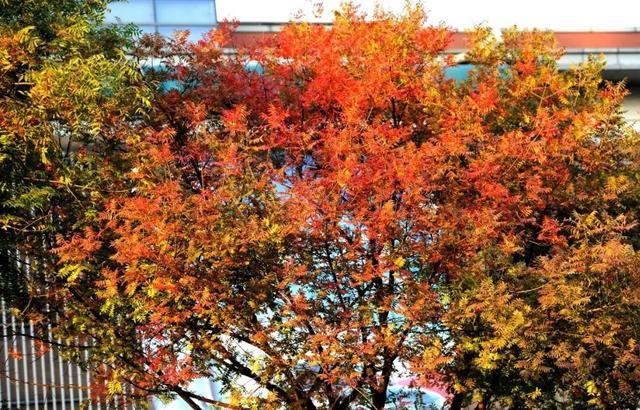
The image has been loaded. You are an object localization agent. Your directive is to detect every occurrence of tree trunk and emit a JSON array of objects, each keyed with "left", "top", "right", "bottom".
[
  {"left": 449, "top": 392, "right": 465, "bottom": 410},
  {"left": 372, "top": 389, "right": 387, "bottom": 409}
]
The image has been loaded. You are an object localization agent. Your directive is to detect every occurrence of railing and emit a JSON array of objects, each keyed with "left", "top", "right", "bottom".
[{"left": 0, "top": 299, "right": 138, "bottom": 410}]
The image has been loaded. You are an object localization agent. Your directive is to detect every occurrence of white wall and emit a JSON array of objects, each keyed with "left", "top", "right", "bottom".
[{"left": 624, "top": 88, "right": 640, "bottom": 130}]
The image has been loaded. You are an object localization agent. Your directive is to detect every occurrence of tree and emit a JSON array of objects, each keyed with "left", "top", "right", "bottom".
[
  {"left": 412, "top": 28, "right": 640, "bottom": 409},
  {"left": 0, "top": 0, "right": 147, "bottom": 400},
  {"left": 19, "top": 2, "right": 640, "bottom": 409}
]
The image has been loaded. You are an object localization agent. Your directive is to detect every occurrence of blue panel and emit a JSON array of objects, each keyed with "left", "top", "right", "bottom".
[
  {"left": 137, "top": 25, "right": 158, "bottom": 35},
  {"left": 157, "top": 25, "right": 214, "bottom": 41},
  {"left": 444, "top": 64, "right": 473, "bottom": 82},
  {"left": 105, "top": 0, "right": 155, "bottom": 24},
  {"left": 155, "top": 0, "right": 217, "bottom": 24},
  {"left": 244, "top": 60, "right": 265, "bottom": 75},
  {"left": 443, "top": 64, "right": 511, "bottom": 82}
]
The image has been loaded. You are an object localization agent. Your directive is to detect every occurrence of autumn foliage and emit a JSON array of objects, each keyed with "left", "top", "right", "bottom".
[{"left": 3, "top": 1, "right": 640, "bottom": 409}]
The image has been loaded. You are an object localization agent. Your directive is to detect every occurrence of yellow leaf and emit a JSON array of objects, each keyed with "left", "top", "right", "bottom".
[
  {"left": 529, "top": 387, "right": 542, "bottom": 399},
  {"left": 394, "top": 256, "right": 406, "bottom": 268},
  {"left": 40, "top": 147, "right": 50, "bottom": 165}
]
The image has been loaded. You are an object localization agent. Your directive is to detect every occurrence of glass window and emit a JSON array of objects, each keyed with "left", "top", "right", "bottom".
[
  {"left": 155, "top": 0, "right": 217, "bottom": 24},
  {"left": 443, "top": 64, "right": 473, "bottom": 82},
  {"left": 157, "top": 25, "right": 214, "bottom": 41},
  {"left": 105, "top": 0, "right": 155, "bottom": 24},
  {"left": 136, "top": 25, "right": 158, "bottom": 35}
]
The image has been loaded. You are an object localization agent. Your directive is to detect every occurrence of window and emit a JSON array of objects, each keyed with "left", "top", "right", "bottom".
[
  {"left": 157, "top": 25, "right": 214, "bottom": 42},
  {"left": 106, "top": 0, "right": 217, "bottom": 40},
  {"left": 105, "top": 0, "right": 155, "bottom": 24},
  {"left": 155, "top": 0, "right": 217, "bottom": 24}
]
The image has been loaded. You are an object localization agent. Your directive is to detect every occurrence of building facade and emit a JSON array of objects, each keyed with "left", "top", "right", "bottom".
[
  {"left": 104, "top": 1, "right": 640, "bottom": 128},
  {"left": 1, "top": 300, "right": 122, "bottom": 410},
  {"left": 105, "top": 0, "right": 217, "bottom": 41}
]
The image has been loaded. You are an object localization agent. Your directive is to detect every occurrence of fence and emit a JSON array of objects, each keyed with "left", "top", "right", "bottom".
[{"left": 0, "top": 299, "right": 138, "bottom": 410}]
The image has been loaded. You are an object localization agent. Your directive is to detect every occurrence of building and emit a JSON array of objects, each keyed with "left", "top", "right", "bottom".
[
  {"left": 104, "top": 0, "right": 640, "bottom": 127},
  {"left": 0, "top": 300, "right": 115, "bottom": 410},
  {"left": 104, "top": 0, "right": 217, "bottom": 40}
]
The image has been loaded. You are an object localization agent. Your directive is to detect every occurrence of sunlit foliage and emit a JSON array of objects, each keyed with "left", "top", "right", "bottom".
[{"left": 4, "top": 2, "right": 640, "bottom": 409}]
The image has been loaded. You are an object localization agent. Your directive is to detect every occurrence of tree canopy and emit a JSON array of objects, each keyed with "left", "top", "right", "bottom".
[{"left": 3, "top": 2, "right": 640, "bottom": 409}]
